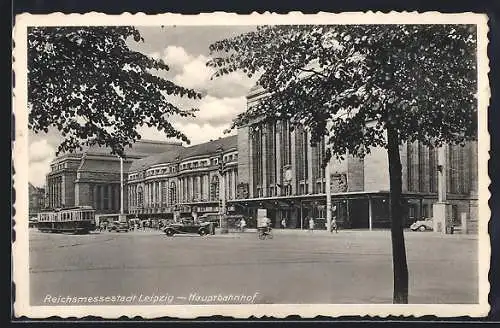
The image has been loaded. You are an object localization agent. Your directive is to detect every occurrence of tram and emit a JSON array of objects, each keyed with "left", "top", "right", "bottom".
[{"left": 37, "top": 206, "right": 96, "bottom": 234}]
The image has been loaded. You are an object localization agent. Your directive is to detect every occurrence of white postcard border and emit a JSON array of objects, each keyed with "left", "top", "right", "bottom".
[{"left": 12, "top": 11, "right": 491, "bottom": 319}]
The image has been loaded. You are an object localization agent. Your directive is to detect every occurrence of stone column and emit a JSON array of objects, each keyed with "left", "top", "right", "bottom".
[
  {"left": 53, "top": 179, "right": 57, "bottom": 207},
  {"left": 115, "top": 184, "right": 120, "bottom": 212},
  {"left": 154, "top": 181, "right": 158, "bottom": 206},
  {"left": 151, "top": 181, "right": 154, "bottom": 207},
  {"left": 93, "top": 184, "right": 98, "bottom": 210},
  {"left": 161, "top": 180, "right": 165, "bottom": 206},
  {"left": 205, "top": 174, "right": 210, "bottom": 200},
  {"left": 146, "top": 183, "right": 150, "bottom": 207},
  {"left": 290, "top": 130, "right": 297, "bottom": 195},
  {"left": 61, "top": 175, "right": 66, "bottom": 207},
  {"left": 108, "top": 184, "right": 113, "bottom": 211},
  {"left": 178, "top": 178, "right": 182, "bottom": 203},
  {"left": 47, "top": 179, "right": 51, "bottom": 208},
  {"left": 275, "top": 123, "right": 282, "bottom": 196},
  {"left": 54, "top": 178, "right": 58, "bottom": 207},
  {"left": 248, "top": 131, "right": 254, "bottom": 198},
  {"left": 52, "top": 179, "right": 55, "bottom": 207},
  {"left": 150, "top": 182, "right": 153, "bottom": 206},
  {"left": 307, "top": 131, "right": 314, "bottom": 194}
]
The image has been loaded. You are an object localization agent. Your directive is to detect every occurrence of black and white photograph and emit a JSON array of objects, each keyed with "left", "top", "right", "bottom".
[{"left": 13, "top": 12, "right": 490, "bottom": 318}]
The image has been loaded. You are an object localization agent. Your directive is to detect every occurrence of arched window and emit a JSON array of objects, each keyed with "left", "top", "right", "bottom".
[
  {"left": 169, "top": 182, "right": 177, "bottom": 205},
  {"left": 137, "top": 186, "right": 143, "bottom": 207},
  {"left": 210, "top": 176, "right": 219, "bottom": 201}
]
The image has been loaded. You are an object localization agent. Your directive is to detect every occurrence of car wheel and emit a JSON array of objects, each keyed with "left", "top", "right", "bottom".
[
  {"left": 418, "top": 225, "right": 426, "bottom": 232},
  {"left": 199, "top": 228, "right": 207, "bottom": 236},
  {"left": 165, "top": 229, "right": 174, "bottom": 237}
]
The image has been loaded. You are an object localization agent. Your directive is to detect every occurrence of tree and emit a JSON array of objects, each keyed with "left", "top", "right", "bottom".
[
  {"left": 208, "top": 24, "right": 477, "bottom": 303},
  {"left": 28, "top": 26, "right": 202, "bottom": 156}
]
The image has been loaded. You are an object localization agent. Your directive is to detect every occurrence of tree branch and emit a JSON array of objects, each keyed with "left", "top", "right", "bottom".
[{"left": 297, "top": 67, "right": 328, "bottom": 78}]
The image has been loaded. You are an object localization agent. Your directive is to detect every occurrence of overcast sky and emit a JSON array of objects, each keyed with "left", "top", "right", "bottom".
[{"left": 29, "top": 25, "right": 258, "bottom": 187}]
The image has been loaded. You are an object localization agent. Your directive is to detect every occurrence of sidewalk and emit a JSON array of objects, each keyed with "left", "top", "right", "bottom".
[{"left": 215, "top": 228, "right": 479, "bottom": 239}]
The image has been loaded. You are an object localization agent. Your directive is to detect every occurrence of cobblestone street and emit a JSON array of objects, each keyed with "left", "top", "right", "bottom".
[{"left": 29, "top": 229, "right": 479, "bottom": 305}]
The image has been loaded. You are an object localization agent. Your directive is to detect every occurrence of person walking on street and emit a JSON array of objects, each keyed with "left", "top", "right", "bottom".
[
  {"left": 331, "top": 216, "right": 338, "bottom": 233},
  {"left": 265, "top": 217, "right": 272, "bottom": 234},
  {"left": 240, "top": 217, "right": 247, "bottom": 232},
  {"left": 281, "top": 218, "right": 286, "bottom": 229},
  {"left": 308, "top": 217, "right": 314, "bottom": 232}
]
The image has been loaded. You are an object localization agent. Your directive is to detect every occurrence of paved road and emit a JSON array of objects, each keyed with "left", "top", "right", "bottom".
[{"left": 29, "top": 228, "right": 478, "bottom": 305}]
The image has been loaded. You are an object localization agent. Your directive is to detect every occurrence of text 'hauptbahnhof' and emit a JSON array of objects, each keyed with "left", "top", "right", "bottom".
[{"left": 42, "top": 85, "right": 478, "bottom": 234}]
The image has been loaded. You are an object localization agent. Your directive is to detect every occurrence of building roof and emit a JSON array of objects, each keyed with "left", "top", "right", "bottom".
[
  {"left": 128, "top": 135, "right": 238, "bottom": 173},
  {"left": 52, "top": 140, "right": 183, "bottom": 164},
  {"left": 82, "top": 140, "right": 182, "bottom": 158},
  {"left": 29, "top": 182, "right": 45, "bottom": 193}
]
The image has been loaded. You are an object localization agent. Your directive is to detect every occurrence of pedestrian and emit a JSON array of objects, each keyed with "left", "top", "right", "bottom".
[
  {"left": 265, "top": 217, "right": 272, "bottom": 233},
  {"left": 308, "top": 217, "right": 315, "bottom": 232},
  {"left": 281, "top": 218, "right": 286, "bottom": 229},
  {"left": 332, "top": 217, "right": 338, "bottom": 233},
  {"left": 240, "top": 217, "right": 246, "bottom": 232}
]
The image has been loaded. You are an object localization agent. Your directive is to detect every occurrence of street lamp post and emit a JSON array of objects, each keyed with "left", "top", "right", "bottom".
[
  {"left": 325, "top": 160, "right": 332, "bottom": 233},
  {"left": 217, "top": 146, "right": 227, "bottom": 233},
  {"left": 120, "top": 156, "right": 124, "bottom": 215},
  {"left": 118, "top": 155, "right": 126, "bottom": 222}
]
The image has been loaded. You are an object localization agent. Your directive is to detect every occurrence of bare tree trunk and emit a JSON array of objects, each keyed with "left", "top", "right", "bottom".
[{"left": 386, "top": 125, "right": 409, "bottom": 304}]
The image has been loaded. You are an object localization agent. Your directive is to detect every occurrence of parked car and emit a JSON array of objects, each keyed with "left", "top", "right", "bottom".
[
  {"left": 163, "top": 219, "right": 212, "bottom": 236},
  {"left": 198, "top": 214, "right": 220, "bottom": 228},
  {"left": 410, "top": 218, "right": 433, "bottom": 232},
  {"left": 107, "top": 221, "right": 129, "bottom": 232}
]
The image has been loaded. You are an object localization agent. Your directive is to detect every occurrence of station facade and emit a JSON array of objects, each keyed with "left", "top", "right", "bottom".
[
  {"left": 127, "top": 136, "right": 239, "bottom": 220},
  {"left": 44, "top": 140, "right": 183, "bottom": 215},
  {"left": 126, "top": 85, "right": 479, "bottom": 233}
]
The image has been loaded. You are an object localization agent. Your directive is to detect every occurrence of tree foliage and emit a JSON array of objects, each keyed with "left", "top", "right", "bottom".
[
  {"left": 28, "top": 26, "right": 202, "bottom": 156},
  {"left": 208, "top": 25, "right": 477, "bottom": 161}
]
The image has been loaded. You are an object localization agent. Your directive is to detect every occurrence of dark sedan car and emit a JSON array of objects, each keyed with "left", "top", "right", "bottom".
[
  {"left": 107, "top": 221, "right": 130, "bottom": 232},
  {"left": 163, "top": 219, "right": 212, "bottom": 236}
]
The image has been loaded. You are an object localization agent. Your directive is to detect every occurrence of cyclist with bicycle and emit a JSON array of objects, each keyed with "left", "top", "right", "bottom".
[{"left": 257, "top": 216, "right": 273, "bottom": 239}]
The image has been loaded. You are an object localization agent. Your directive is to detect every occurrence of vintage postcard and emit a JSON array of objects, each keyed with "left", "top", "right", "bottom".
[{"left": 13, "top": 12, "right": 490, "bottom": 319}]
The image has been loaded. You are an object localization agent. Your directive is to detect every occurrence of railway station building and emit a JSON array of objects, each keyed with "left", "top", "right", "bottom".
[
  {"left": 127, "top": 135, "right": 239, "bottom": 221},
  {"left": 44, "top": 140, "right": 183, "bottom": 215},
  {"left": 125, "top": 85, "right": 479, "bottom": 234}
]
